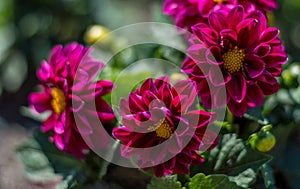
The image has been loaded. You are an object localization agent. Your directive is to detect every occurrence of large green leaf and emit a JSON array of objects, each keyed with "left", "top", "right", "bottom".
[
  {"left": 15, "top": 138, "right": 61, "bottom": 183},
  {"left": 191, "top": 134, "right": 272, "bottom": 175},
  {"left": 188, "top": 173, "right": 242, "bottom": 189},
  {"left": 147, "top": 175, "right": 182, "bottom": 189},
  {"left": 33, "top": 131, "right": 84, "bottom": 177},
  {"left": 15, "top": 130, "right": 86, "bottom": 188}
]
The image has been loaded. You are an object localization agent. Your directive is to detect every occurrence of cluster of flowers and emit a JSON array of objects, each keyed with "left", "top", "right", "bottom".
[{"left": 29, "top": 0, "right": 287, "bottom": 178}]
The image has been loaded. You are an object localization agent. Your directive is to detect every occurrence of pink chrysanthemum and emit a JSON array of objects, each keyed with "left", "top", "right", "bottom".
[
  {"left": 182, "top": 6, "right": 287, "bottom": 117},
  {"left": 113, "top": 77, "right": 218, "bottom": 177},
  {"left": 163, "top": 0, "right": 278, "bottom": 30},
  {"left": 29, "top": 42, "right": 115, "bottom": 158}
]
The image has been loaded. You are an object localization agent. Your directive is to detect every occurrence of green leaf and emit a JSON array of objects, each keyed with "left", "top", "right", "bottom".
[
  {"left": 147, "top": 175, "right": 182, "bottom": 189},
  {"left": 15, "top": 137, "right": 61, "bottom": 183},
  {"left": 260, "top": 163, "right": 276, "bottom": 189},
  {"left": 15, "top": 130, "right": 86, "bottom": 188},
  {"left": 191, "top": 134, "right": 272, "bottom": 175},
  {"left": 188, "top": 173, "right": 242, "bottom": 189},
  {"left": 229, "top": 169, "right": 256, "bottom": 188},
  {"left": 33, "top": 131, "right": 84, "bottom": 177}
]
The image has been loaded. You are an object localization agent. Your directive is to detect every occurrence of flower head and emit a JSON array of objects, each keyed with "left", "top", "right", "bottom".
[
  {"left": 182, "top": 6, "right": 287, "bottom": 116},
  {"left": 163, "top": 0, "right": 278, "bottom": 30},
  {"left": 113, "top": 77, "right": 218, "bottom": 177},
  {"left": 29, "top": 42, "right": 115, "bottom": 158}
]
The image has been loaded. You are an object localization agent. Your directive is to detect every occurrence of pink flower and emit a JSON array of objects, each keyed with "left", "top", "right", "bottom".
[
  {"left": 29, "top": 42, "right": 115, "bottom": 158},
  {"left": 182, "top": 6, "right": 287, "bottom": 117},
  {"left": 113, "top": 77, "right": 218, "bottom": 177},
  {"left": 163, "top": 0, "right": 278, "bottom": 30},
  {"left": 163, "top": 0, "right": 207, "bottom": 31}
]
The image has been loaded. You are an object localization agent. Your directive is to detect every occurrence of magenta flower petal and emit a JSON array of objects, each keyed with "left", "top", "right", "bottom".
[
  {"left": 29, "top": 92, "right": 52, "bottom": 113},
  {"left": 72, "top": 69, "right": 89, "bottom": 92},
  {"left": 206, "top": 46, "right": 222, "bottom": 65},
  {"left": 163, "top": 0, "right": 277, "bottom": 30},
  {"left": 192, "top": 23, "right": 219, "bottom": 46},
  {"left": 220, "top": 29, "right": 238, "bottom": 48},
  {"left": 237, "top": 18, "right": 259, "bottom": 49},
  {"left": 129, "top": 92, "right": 148, "bottom": 113},
  {"left": 187, "top": 44, "right": 207, "bottom": 64},
  {"left": 53, "top": 134, "right": 65, "bottom": 150},
  {"left": 227, "top": 98, "right": 248, "bottom": 117},
  {"left": 227, "top": 6, "right": 244, "bottom": 29},
  {"left": 198, "top": 0, "right": 215, "bottom": 16},
  {"left": 246, "top": 82, "right": 264, "bottom": 107},
  {"left": 253, "top": 43, "right": 271, "bottom": 58},
  {"left": 213, "top": 87, "right": 230, "bottom": 108},
  {"left": 54, "top": 115, "right": 65, "bottom": 134},
  {"left": 37, "top": 60, "right": 51, "bottom": 82},
  {"left": 82, "top": 61, "right": 105, "bottom": 82},
  {"left": 244, "top": 54, "right": 265, "bottom": 78},
  {"left": 172, "top": 79, "right": 197, "bottom": 109},
  {"left": 157, "top": 83, "right": 173, "bottom": 107},
  {"left": 263, "top": 53, "right": 288, "bottom": 67},
  {"left": 227, "top": 73, "right": 247, "bottom": 103},
  {"left": 257, "top": 73, "right": 280, "bottom": 95},
  {"left": 208, "top": 11, "right": 226, "bottom": 32},
  {"left": 94, "top": 80, "right": 114, "bottom": 96},
  {"left": 41, "top": 114, "right": 57, "bottom": 132},
  {"left": 208, "top": 66, "right": 227, "bottom": 86}
]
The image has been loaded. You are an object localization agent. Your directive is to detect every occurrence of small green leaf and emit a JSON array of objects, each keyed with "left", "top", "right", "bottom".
[
  {"left": 188, "top": 173, "right": 242, "bottom": 189},
  {"left": 261, "top": 163, "right": 276, "bottom": 189},
  {"left": 229, "top": 169, "right": 256, "bottom": 188},
  {"left": 147, "top": 175, "right": 182, "bottom": 189}
]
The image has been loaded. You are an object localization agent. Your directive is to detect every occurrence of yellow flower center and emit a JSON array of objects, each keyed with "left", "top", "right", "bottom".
[
  {"left": 51, "top": 87, "right": 66, "bottom": 115},
  {"left": 222, "top": 46, "right": 245, "bottom": 73},
  {"left": 155, "top": 120, "right": 173, "bottom": 139},
  {"left": 148, "top": 119, "right": 173, "bottom": 139},
  {"left": 214, "top": 0, "right": 226, "bottom": 3}
]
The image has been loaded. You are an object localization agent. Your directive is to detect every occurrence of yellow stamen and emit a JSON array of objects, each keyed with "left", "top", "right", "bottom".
[
  {"left": 148, "top": 119, "right": 173, "bottom": 139},
  {"left": 155, "top": 120, "right": 173, "bottom": 139},
  {"left": 214, "top": 0, "right": 225, "bottom": 3},
  {"left": 51, "top": 87, "right": 66, "bottom": 115},
  {"left": 222, "top": 46, "right": 245, "bottom": 73}
]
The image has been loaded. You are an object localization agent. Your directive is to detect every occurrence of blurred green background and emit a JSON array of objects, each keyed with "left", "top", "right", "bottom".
[{"left": 1, "top": 0, "right": 300, "bottom": 188}]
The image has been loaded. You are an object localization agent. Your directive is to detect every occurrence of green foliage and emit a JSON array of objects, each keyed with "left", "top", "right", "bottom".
[
  {"left": 147, "top": 175, "right": 182, "bottom": 189},
  {"left": 188, "top": 173, "right": 242, "bottom": 189},
  {"left": 15, "top": 130, "right": 106, "bottom": 188},
  {"left": 229, "top": 169, "right": 256, "bottom": 188},
  {"left": 191, "top": 134, "right": 272, "bottom": 175},
  {"left": 15, "top": 137, "right": 62, "bottom": 183},
  {"left": 260, "top": 163, "right": 276, "bottom": 189},
  {"left": 33, "top": 131, "right": 83, "bottom": 177}
]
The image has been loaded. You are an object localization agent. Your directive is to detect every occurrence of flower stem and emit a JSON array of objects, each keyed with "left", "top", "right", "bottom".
[{"left": 226, "top": 108, "right": 234, "bottom": 124}]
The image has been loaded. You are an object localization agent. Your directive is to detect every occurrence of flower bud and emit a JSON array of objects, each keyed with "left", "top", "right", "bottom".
[
  {"left": 84, "top": 25, "right": 110, "bottom": 44},
  {"left": 248, "top": 125, "right": 276, "bottom": 152}
]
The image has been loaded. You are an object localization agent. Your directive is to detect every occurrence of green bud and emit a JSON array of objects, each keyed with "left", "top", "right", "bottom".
[{"left": 248, "top": 126, "right": 276, "bottom": 152}]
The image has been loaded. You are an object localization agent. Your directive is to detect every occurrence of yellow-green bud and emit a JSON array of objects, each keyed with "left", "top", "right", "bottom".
[
  {"left": 248, "top": 126, "right": 276, "bottom": 152},
  {"left": 84, "top": 25, "right": 110, "bottom": 44}
]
